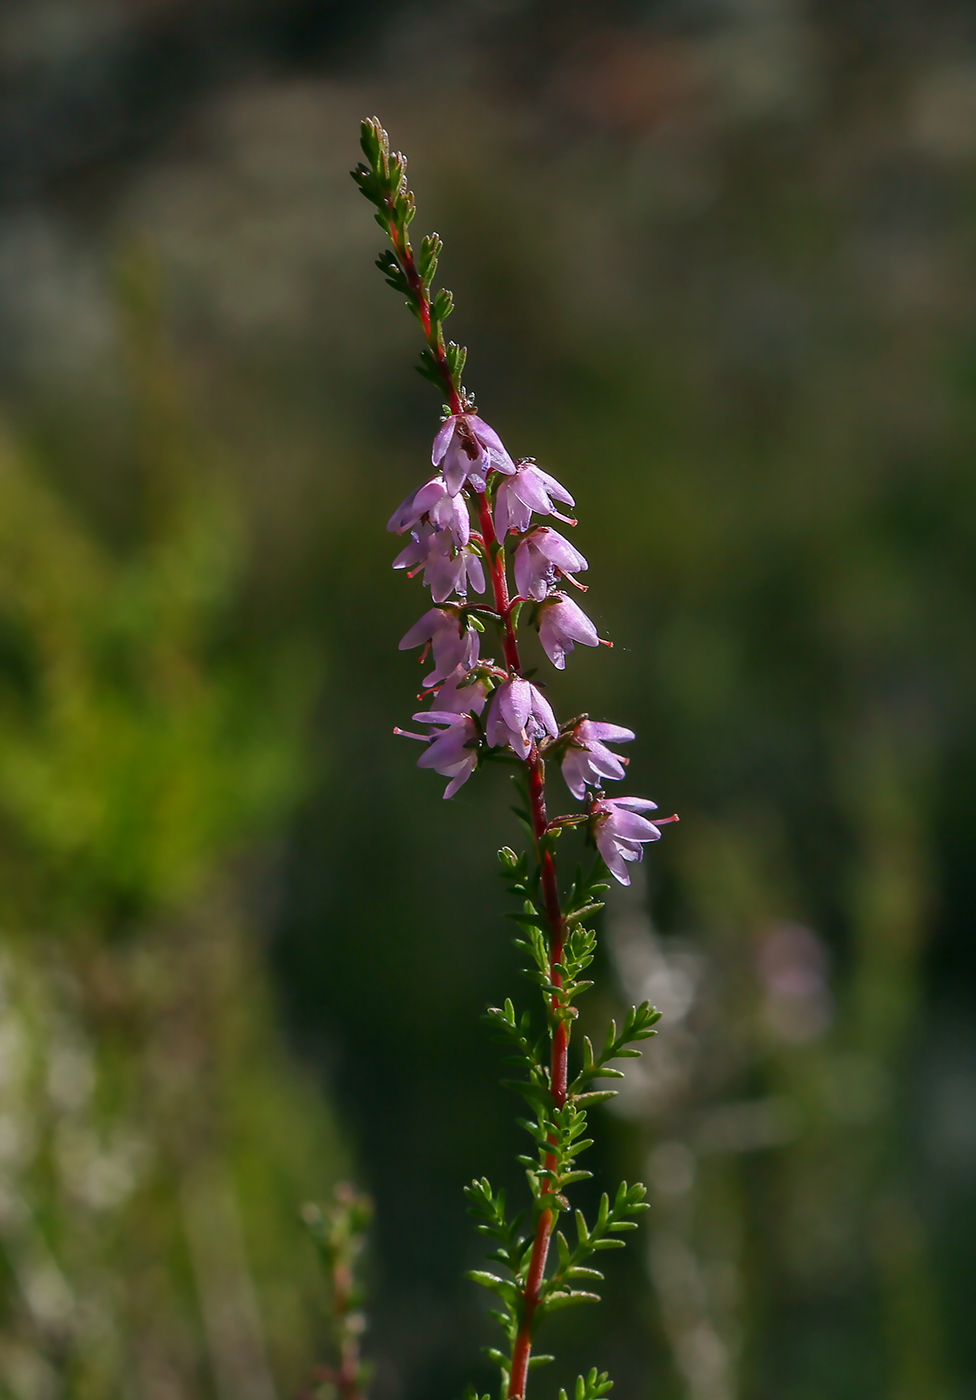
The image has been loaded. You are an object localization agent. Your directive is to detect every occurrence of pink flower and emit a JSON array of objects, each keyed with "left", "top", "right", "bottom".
[
  {"left": 514, "top": 527, "right": 587, "bottom": 602},
  {"left": 431, "top": 662, "right": 489, "bottom": 715},
  {"left": 432, "top": 414, "right": 516, "bottom": 495},
  {"left": 393, "top": 524, "right": 486, "bottom": 603},
  {"left": 495, "top": 463, "right": 575, "bottom": 536},
  {"left": 561, "top": 720, "right": 634, "bottom": 799},
  {"left": 414, "top": 710, "right": 481, "bottom": 798},
  {"left": 485, "top": 677, "right": 558, "bottom": 760},
  {"left": 590, "top": 796, "right": 663, "bottom": 885},
  {"left": 399, "top": 608, "right": 480, "bottom": 686},
  {"left": 388, "top": 477, "right": 470, "bottom": 548},
  {"left": 537, "top": 594, "right": 599, "bottom": 669}
]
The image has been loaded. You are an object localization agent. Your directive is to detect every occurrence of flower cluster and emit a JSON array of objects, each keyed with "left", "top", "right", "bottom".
[{"left": 391, "top": 410, "right": 673, "bottom": 884}]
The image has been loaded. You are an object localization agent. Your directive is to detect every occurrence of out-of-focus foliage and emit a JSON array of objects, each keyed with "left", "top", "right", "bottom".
[
  {"left": 1, "top": 3, "right": 976, "bottom": 1400},
  {"left": 0, "top": 261, "right": 342, "bottom": 1398}
]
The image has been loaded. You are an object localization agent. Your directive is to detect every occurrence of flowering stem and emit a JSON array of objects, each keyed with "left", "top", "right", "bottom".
[{"left": 357, "top": 117, "right": 668, "bottom": 1400}]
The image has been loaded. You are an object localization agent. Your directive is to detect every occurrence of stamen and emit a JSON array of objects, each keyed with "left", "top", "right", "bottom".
[
  {"left": 393, "top": 727, "right": 429, "bottom": 742},
  {"left": 558, "top": 569, "right": 588, "bottom": 592}
]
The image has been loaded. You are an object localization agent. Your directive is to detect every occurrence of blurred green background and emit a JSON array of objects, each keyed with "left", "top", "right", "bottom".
[{"left": 0, "top": 2, "right": 974, "bottom": 1397}]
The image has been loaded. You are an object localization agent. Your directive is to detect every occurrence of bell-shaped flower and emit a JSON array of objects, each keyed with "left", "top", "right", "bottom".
[
  {"left": 432, "top": 414, "right": 516, "bottom": 495},
  {"left": 414, "top": 710, "right": 481, "bottom": 798},
  {"left": 590, "top": 796, "right": 662, "bottom": 885},
  {"left": 485, "top": 677, "right": 558, "bottom": 760},
  {"left": 394, "top": 524, "right": 486, "bottom": 603},
  {"left": 537, "top": 594, "right": 599, "bottom": 670},
  {"left": 561, "top": 720, "right": 634, "bottom": 799},
  {"left": 495, "top": 463, "right": 575, "bottom": 536},
  {"left": 399, "top": 609, "right": 480, "bottom": 686},
  {"left": 388, "top": 477, "right": 469, "bottom": 548},
  {"left": 514, "top": 527, "right": 588, "bottom": 602},
  {"left": 431, "top": 662, "right": 489, "bottom": 715}
]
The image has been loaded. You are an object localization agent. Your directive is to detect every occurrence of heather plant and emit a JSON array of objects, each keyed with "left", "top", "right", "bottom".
[
  {"left": 353, "top": 119, "right": 677, "bottom": 1400},
  {"left": 302, "top": 1185, "right": 373, "bottom": 1400}
]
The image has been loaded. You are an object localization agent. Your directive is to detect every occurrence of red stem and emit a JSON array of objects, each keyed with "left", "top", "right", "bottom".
[
  {"left": 476, "top": 494, "right": 521, "bottom": 672},
  {"left": 507, "top": 752, "right": 568, "bottom": 1400},
  {"left": 388, "top": 220, "right": 464, "bottom": 416}
]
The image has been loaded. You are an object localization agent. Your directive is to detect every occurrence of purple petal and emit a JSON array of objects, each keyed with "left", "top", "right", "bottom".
[
  {"left": 595, "top": 827, "right": 634, "bottom": 883},
  {"left": 534, "top": 466, "right": 575, "bottom": 507},
  {"left": 399, "top": 608, "right": 444, "bottom": 651},
  {"left": 426, "top": 550, "right": 464, "bottom": 603},
  {"left": 513, "top": 537, "right": 537, "bottom": 600},
  {"left": 387, "top": 486, "right": 421, "bottom": 534},
  {"left": 463, "top": 551, "right": 486, "bottom": 595},
  {"left": 609, "top": 810, "right": 662, "bottom": 841},
  {"left": 552, "top": 596, "right": 598, "bottom": 646},
  {"left": 499, "top": 678, "right": 532, "bottom": 731},
  {"left": 495, "top": 478, "right": 531, "bottom": 536},
  {"left": 429, "top": 490, "right": 470, "bottom": 545},
  {"left": 392, "top": 539, "right": 423, "bottom": 571},
  {"left": 561, "top": 749, "right": 590, "bottom": 800},
  {"left": 412, "top": 709, "right": 464, "bottom": 725},
  {"left": 433, "top": 664, "right": 488, "bottom": 715},
  {"left": 485, "top": 701, "right": 508, "bottom": 749},
  {"left": 388, "top": 478, "right": 450, "bottom": 534},
  {"left": 442, "top": 450, "right": 470, "bottom": 497},
  {"left": 539, "top": 618, "right": 568, "bottom": 669},
  {"left": 529, "top": 685, "right": 558, "bottom": 738},
  {"left": 584, "top": 722, "right": 635, "bottom": 744},
  {"left": 511, "top": 466, "right": 553, "bottom": 515},
  {"left": 537, "top": 528, "right": 588, "bottom": 574},
  {"left": 583, "top": 742, "right": 627, "bottom": 783},
  {"left": 462, "top": 629, "right": 479, "bottom": 670},
  {"left": 432, "top": 418, "right": 457, "bottom": 467},
  {"left": 606, "top": 796, "right": 658, "bottom": 813},
  {"left": 443, "top": 758, "right": 477, "bottom": 798},
  {"left": 469, "top": 416, "right": 516, "bottom": 474}
]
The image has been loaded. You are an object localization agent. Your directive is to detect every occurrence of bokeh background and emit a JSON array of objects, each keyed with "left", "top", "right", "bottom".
[{"left": 0, "top": 1, "right": 975, "bottom": 1397}]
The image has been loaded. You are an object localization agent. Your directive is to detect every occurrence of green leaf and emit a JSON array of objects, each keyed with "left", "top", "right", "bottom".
[
  {"left": 500, "top": 1080, "right": 553, "bottom": 1109},
  {"left": 433, "top": 288, "right": 455, "bottom": 322},
  {"left": 467, "top": 1270, "right": 519, "bottom": 1302},
  {"left": 564, "top": 902, "right": 604, "bottom": 926},
  {"left": 445, "top": 341, "right": 468, "bottom": 379},
  {"left": 568, "top": 1369, "right": 613, "bottom": 1400},
  {"left": 506, "top": 912, "right": 545, "bottom": 930},
  {"left": 540, "top": 1289, "right": 601, "bottom": 1312}
]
